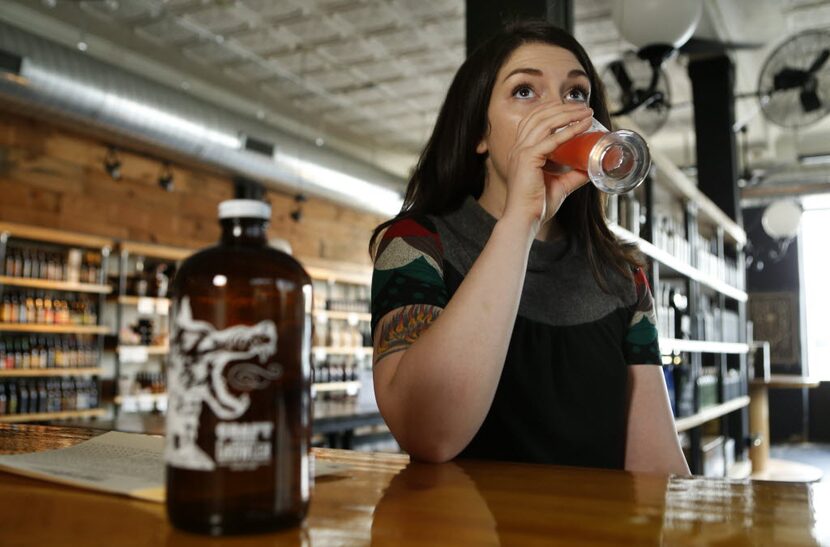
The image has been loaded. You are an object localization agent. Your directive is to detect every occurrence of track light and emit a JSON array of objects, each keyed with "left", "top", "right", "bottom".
[
  {"left": 158, "top": 162, "right": 174, "bottom": 192},
  {"left": 104, "top": 147, "right": 121, "bottom": 180},
  {"left": 290, "top": 193, "right": 307, "bottom": 223}
]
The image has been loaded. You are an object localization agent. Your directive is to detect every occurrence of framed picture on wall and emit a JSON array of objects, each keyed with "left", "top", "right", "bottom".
[{"left": 748, "top": 291, "right": 800, "bottom": 366}]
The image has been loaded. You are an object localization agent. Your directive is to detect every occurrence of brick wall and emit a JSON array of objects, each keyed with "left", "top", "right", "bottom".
[{"left": 0, "top": 113, "right": 386, "bottom": 266}]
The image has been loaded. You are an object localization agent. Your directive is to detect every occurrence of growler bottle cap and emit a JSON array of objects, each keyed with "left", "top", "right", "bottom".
[{"left": 218, "top": 199, "right": 271, "bottom": 220}]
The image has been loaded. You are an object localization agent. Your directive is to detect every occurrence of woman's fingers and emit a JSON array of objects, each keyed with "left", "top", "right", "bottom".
[
  {"left": 553, "top": 169, "right": 591, "bottom": 197},
  {"left": 515, "top": 103, "right": 591, "bottom": 144},
  {"left": 527, "top": 115, "right": 593, "bottom": 158}
]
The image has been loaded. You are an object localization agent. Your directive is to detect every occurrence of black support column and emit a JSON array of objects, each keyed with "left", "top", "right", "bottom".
[
  {"left": 687, "top": 54, "right": 741, "bottom": 225},
  {"left": 466, "top": 0, "right": 574, "bottom": 55}
]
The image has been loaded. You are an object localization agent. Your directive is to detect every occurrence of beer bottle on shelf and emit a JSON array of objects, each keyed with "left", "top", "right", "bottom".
[{"left": 166, "top": 199, "right": 312, "bottom": 535}]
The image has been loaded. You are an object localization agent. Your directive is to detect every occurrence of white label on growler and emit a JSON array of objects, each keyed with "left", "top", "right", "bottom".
[{"left": 166, "top": 297, "right": 283, "bottom": 471}]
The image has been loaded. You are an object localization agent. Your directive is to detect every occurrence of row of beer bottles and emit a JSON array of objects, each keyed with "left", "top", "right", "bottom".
[
  {"left": 0, "top": 290, "right": 99, "bottom": 325},
  {"left": 0, "top": 377, "right": 99, "bottom": 415},
  {"left": 3, "top": 245, "right": 102, "bottom": 284},
  {"left": 0, "top": 335, "right": 98, "bottom": 369},
  {"left": 311, "top": 356, "right": 361, "bottom": 384}
]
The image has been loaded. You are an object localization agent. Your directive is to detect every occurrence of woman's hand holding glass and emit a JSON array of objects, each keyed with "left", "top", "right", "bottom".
[{"left": 502, "top": 102, "right": 593, "bottom": 233}]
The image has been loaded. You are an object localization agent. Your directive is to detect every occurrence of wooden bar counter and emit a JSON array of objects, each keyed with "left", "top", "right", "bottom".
[{"left": 0, "top": 424, "right": 827, "bottom": 546}]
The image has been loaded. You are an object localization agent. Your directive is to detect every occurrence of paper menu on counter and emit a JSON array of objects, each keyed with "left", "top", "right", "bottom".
[{"left": 0, "top": 431, "right": 345, "bottom": 503}]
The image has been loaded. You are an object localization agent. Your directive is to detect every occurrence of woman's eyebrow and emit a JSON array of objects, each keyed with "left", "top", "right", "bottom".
[
  {"left": 503, "top": 67, "right": 589, "bottom": 83},
  {"left": 502, "top": 67, "right": 543, "bottom": 82},
  {"left": 567, "top": 69, "right": 589, "bottom": 80}
]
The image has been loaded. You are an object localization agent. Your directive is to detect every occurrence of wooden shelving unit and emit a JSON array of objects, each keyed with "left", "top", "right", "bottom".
[
  {"left": 118, "top": 241, "right": 192, "bottom": 263},
  {"left": 114, "top": 393, "right": 167, "bottom": 405},
  {"left": 301, "top": 256, "right": 372, "bottom": 286},
  {"left": 0, "top": 408, "right": 105, "bottom": 423},
  {"left": 116, "top": 345, "right": 169, "bottom": 355},
  {"left": 116, "top": 296, "right": 170, "bottom": 306},
  {"left": 0, "top": 222, "right": 112, "bottom": 251},
  {"left": 0, "top": 276, "right": 112, "bottom": 294},
  {"left": 313, "top": 310, "right": 371, "bottom": 322},
  {"left": 312, "top": 381, "right": 361, "bottom": 393},
  {"left": 0, "top": 323, "right": 110, "bottom": 335},
  {"left": 675, "top": 396, "right": 750, "bottom": 433},
  {"left": 0, "top": 368, "right": 103, "bottom": 377},
  {"left": 111, "top": 241, "right": 189, "bottom": 416},
  {"left": 313, "top": 346, "right": 373, "bottom": 355}
]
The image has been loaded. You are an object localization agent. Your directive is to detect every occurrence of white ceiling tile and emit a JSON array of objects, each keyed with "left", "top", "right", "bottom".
[
  {"left": 266, "top": 50, "right": 328, "bottom": 75},
  {"left": 135, "top": 18, "right": 202, "bottom": 45},
  {"left": 182, "top": 41, "right": 242, "bottom": 65},
  {"left": 223, "top": 61, "right": 283, "bottom": 82},
  {"left": 318, "top": 39, "right": 377, "bottom": 64},
  {"left": 352, "top": 59, "right": 408, "bottom": 81},
  {"left": 305, "top": 69, "right": 360, "bottom": 91},
  {"left": 183, "top": 5, "right": 248, "bottom": 35},
  {"left": 336, "top": 85, "right": 388, "bottom": 105},
  {"left": 230, "top": 28, "right": 297, "bottom": 55},
  {"left": 370, "top": 28, "right": 429, "bottom": 55},
  {"left": 235, "top": 0, "right": 305, "bottom": 21},
  {"left": 396, "top": 0, "right": 462, "bottom": 21},
  {"left": 282, "top": 18, "right": 341, "bottom": 45},
  {"left": 261, "top": 78, "right": 309, "bottom": 100},
  {"left": 80, "top": 0, "right": 158, "bottom": 21},
  {"left": 334, "top": 3, "right": 400, "bottom": 33}
]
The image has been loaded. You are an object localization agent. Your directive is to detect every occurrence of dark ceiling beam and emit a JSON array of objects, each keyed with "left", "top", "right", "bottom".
[{"left": 466, "top": 0, "right": 574, "bottom": 55}]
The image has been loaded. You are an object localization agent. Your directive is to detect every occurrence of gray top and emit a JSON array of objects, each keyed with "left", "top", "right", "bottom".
[{"left": 429, "top": 196, "right": 636, "bottom": 327}]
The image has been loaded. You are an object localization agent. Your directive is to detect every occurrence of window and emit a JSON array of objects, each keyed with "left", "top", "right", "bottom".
[{"left": 801, "top": 201, "right": 830, "bottom": 380}]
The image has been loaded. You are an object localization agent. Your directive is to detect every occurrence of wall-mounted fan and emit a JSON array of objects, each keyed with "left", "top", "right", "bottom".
[
  {"left": 602, "top": 52, "right": 671, "bottom": 135},
  {"left": 606, "top": 0, "right": 760, "bottom": 134},
  {"left": 757, "top": 30, "right": 830, "bottom": 128}
]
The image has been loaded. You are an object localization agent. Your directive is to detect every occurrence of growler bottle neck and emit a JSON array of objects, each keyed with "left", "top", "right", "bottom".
[{"left": 220, "top": 218, "right": 268, "bottom": 246}]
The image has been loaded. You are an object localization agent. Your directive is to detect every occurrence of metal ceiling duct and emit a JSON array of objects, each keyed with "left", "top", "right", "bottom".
[{"left": 0, "top": 22, "right": 404, "bottom": 216}]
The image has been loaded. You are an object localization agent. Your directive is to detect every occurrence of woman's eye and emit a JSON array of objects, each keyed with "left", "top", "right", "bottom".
[
  {"left": 565, "top": 87, "right": 589, "bottom": 103},
  {"left": 512, "top": 85, "right": 536, "bottom": 99}
]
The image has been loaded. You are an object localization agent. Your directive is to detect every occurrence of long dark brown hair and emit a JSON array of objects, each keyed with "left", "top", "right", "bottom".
[{"left": 370, "top": 20, "right": 643, "bottom": 291}]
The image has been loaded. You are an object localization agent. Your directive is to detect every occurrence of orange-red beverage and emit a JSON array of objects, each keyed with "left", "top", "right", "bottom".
[
  {"left": 548, "top": 118, "right": 650, "bottom": 194},
  {"left": 550, "top": 131, "right": 604, "bottom": 172}
]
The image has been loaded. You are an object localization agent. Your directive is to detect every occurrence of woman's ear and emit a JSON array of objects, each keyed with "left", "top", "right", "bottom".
[{"left": 476, "top": 137, "right": 488, "bottom": 155}]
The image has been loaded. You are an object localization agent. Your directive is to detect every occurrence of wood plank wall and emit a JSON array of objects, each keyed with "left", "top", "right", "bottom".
[{"left": 0, "top": 113, "right": 388, "bottom": 265}]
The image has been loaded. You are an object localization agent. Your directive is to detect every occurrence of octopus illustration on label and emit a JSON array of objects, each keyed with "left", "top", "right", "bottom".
[{"left": 166, "top": 297, "right": 283, "bottom": 471}]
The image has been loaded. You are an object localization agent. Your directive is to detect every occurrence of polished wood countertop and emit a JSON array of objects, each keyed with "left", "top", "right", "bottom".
[{"left": 0, "top": 424, "right": 826, "bottom": 546}]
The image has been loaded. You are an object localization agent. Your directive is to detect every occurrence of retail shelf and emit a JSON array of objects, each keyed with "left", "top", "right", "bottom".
[
  {"left": 0, "top": 408, "right": 105, "bottom": 423},
  {"left": 114, "top": 393, "right": 167, "bottom": 405},
  {"left": 118, "top": 241, "right": 192, "bottom": 262},
  {"left": 0, "top": 367, "right": 103, "bottom": 377},
  {"left": 312, "top": 381, "right": 361, "bottom": 393},
  {"left": 0, "top": 221, "right": 113, "bottom": 250},
  {"left": 116, "top": 345, "right": 169, "bottom": 362},
  {"left": 116, "top": 296, "right": 171, "bottom": 307},
  {"left": 0, "top": 276, "right": 112, "bottom": 294},
  {"left": 0, "top": 323, "right": 110, "bottom": 335},
  {"left": 660, "top": 338, "right": 750, "bottom": 355},
  {"left": 300, "top": 256, "right": 372, "bottom": 286},
  {"left": 613, "top": 118, "right": 746, "bottom": 246},
  {"left": 609, "top": 224, "right": 748, "bottom": 302},
  {"left": 313, "top": 346, "right": 373, "bottom": 356},
  {"left": 675, "top": 396, "right": 750, "bottom": 432},
  {"left": 313, "top": 310, "right": 371, "bottom": 322}
]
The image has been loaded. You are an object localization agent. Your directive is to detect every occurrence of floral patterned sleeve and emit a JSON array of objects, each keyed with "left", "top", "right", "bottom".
[{"left": 370, "top": 216, "right": 449, "bottom": 362}]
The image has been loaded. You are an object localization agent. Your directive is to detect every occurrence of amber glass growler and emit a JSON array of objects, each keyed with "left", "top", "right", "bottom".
[{"left": 166, "top": 199, "right": 312, "bottom": 535}]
